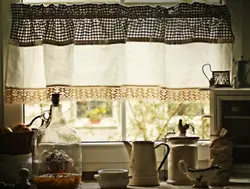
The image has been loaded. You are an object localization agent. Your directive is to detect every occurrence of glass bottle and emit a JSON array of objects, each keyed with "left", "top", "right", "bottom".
[{"left": 32, "top": 94, "right": 82, "bottom": 189}]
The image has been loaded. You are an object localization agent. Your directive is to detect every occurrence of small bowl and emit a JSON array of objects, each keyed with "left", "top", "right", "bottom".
[{"left": 94, "top": 169, "right": 131, "bottom": 189}]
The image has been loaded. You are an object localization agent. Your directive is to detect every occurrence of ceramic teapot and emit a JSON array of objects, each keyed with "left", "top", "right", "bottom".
[
  {"left": 123, "top": 141, "right": 170, "bottom": 186},
  {"left": 233, "top": 56, "right": 250, "bottom": 88}
]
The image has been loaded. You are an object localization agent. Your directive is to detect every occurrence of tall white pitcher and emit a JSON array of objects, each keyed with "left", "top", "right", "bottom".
[{"left": 124, "top": 141, "right": 170, "bottom": 186}]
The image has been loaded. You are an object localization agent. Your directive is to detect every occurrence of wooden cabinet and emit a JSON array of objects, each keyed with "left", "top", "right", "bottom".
[{"left": 209, "top": 88, "right": 250, "bottom": 177}]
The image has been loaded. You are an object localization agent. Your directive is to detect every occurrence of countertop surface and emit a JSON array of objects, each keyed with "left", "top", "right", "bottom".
[{"left": 81, "top": 182, "right": 250, "bottom": 189}]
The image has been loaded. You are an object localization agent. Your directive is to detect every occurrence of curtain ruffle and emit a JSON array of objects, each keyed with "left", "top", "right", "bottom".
[{"left": 10, "top": 3, "right": 234, "bottom": 46}]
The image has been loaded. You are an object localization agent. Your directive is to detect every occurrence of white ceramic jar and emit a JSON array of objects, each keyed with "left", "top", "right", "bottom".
[
  {"left": 166, "top": 136, "right": 199, "bottom": 185},
  {"left": 94, "top": 169, "right": 131, "bottom": 189},
  {"left": 0, "top": 153, "right": 32, "bottom": 183}
]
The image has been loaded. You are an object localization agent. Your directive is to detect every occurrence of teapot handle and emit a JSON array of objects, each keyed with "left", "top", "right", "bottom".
[
  {"left": 202, "top": 63, "right": 212, "bottom": 82},
  {"left": 154, "top": 143, "right": 170, "bottom": 171}
]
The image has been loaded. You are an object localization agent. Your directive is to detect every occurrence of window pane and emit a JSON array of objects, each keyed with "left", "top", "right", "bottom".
[
  {"left": 24, "top": 100, "right": 121, "bottom": 141},
  {"left": 126, "top": 100, "right": 210, "bottom": 141},
  {"left": 25, "top": 100, "right": 209, "bottom": 141}
]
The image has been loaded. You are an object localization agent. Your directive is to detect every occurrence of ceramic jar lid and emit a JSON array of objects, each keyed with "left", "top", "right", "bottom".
[{"left": 166, "top": 135, "right": 200, "bottom": 145}]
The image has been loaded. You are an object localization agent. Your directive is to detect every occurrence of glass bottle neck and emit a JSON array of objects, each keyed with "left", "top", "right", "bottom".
[{"left": 49, "top": 104, "right": 67, "bottom": 127}]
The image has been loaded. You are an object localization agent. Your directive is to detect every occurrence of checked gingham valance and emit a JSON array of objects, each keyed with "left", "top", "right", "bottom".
[{"left": 10, "top": 2, "right": 234, "bottom": 46}]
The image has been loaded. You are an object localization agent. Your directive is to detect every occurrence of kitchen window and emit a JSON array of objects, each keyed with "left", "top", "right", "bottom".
[{"left": 20, "top": 0, "right": 222, "bottom": 141}]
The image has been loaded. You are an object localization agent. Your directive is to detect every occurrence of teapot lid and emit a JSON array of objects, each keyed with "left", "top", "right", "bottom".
[
  {"left": 234, "top": 55, "right": 250, "bottom": 63},
  {"left": 166, "top": 136, "right": 199, "bottom": 140},
  {"left": 133, "top": 141, "right": 154, "bottom": 144},
  {"left": 166, "top": 135, "right": 199, "bottom": 145}
]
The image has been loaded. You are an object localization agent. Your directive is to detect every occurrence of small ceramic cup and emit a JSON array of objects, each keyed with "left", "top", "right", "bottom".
[{"left": 94, "top": 169, "right": 131, "bottom": 189}]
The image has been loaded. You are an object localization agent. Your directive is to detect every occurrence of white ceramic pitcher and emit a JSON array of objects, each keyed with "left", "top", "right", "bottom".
[{"left": 124, "top": 141, "right": 170, "bottom": 186}]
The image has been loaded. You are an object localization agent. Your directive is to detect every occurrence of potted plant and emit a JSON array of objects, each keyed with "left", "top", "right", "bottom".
[{"left": 86, "top": 106, "right": 107, "bottom": 124}]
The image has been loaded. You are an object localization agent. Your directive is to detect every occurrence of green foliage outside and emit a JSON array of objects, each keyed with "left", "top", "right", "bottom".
[
  {"left": 126, "top": 100, "right": 210, "bottom": 141},
  {"left": 76, "top": 101, "right": 113, "bottom": 122}
]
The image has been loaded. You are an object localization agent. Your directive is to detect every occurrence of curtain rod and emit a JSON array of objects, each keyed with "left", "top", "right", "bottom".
[{"left": 23, "top": 0, "right": 222, "bottom": 5}]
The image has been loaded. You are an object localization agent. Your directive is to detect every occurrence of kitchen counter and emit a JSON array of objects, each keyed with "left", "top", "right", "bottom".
[{"left": 80, "top": 182, "right": 250, "bottom": 189}]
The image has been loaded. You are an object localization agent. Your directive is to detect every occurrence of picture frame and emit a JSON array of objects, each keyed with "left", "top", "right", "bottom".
[{"left": 212, "top": 71, "right": 231, "bottom": 87}]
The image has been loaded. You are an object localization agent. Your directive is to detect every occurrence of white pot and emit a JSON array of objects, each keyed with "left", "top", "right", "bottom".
[
  {"left": 94, "top": 169, "right": 131, "bottom": 189},
  {"left": 0, "top": 153, "right": 32, "bottom": 183}
]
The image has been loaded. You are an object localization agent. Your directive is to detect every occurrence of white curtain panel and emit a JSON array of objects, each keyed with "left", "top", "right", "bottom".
[{"left": 6, "top": 42, "right": 232, "bottom": 88}]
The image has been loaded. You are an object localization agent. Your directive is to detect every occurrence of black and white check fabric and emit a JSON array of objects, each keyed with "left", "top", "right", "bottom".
[{"left": 10, "top": 2, "right": 234, "bottom": 46}]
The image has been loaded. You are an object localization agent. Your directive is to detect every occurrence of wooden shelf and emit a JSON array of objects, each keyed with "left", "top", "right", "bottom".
[
  {"left": 199, "top": 87, "right": 250, "bottom": 91},
  {"left": 223, "top": 116, "right": 250, "bottom": 119},
  {"left": 234, "top": 144, "right": 250, "bottom": 148}
]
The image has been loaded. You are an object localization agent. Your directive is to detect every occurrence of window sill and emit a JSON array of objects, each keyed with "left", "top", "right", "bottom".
[
  {"left": 80, "top": 140, "right": 211, "bottom": 171},
  {"left": 76, "top": 125, "right": 118, "bottom": 129}
]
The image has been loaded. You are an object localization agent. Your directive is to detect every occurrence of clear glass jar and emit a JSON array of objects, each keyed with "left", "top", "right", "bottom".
[{"left": 32, "top": 94, "right": 82, "bottom": 189}]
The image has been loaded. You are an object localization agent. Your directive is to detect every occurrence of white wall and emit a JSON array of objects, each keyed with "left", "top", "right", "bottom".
[
  {"left": 1, "top": 0, "right": 23, "bottom": 128},
  {"left": 242, "top": 0, "right": 250, "bottom": 58},
  {"left": 226, "top": 0, "right": 250, "bottom": 83},
  {"left": 226, "top": 0, "right": 243, "bottom": 60},
  {"left": 0, "top": 0, "right": 4, "bottom": 126},
  {"left": 81, "top": 141, "right": 210, "bottom": 172},
  {"left": 225, "top": 0, "right": 250, "bottom": 59}
]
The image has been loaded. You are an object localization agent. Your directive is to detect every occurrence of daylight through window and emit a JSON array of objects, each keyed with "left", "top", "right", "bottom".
[{"left": 25, "top": 100, "right": 210, "bottom": 141}]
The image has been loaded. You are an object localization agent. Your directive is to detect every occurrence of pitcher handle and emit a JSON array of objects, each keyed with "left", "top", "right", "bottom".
[
  {"left": 202, "top": 63, "right": 212, "bottom": 82},
  {"left": 154, "top": 143, "right": 170, "bottom": 171}
]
